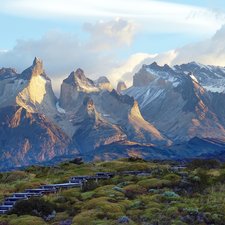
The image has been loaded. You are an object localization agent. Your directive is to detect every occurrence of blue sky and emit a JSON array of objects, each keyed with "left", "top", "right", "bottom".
[{"left": 1, "top": 0, "right": 225, "bottom": 94}]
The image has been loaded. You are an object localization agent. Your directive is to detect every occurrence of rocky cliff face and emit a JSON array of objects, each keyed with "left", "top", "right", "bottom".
[
  {"left": 0, "top": 105, "right": 78, "bottom": 171},
  {"left": 58, "top": 69, "right": 170, "bottom": 148},
  {"left": 122, "top": 62, "right": 225, "bottom": 144},
  {"left": 0, "top": 57, "right": 57, "bottom": 116},
  {"left": 92, "top": 89, "right": 170, "bottom": 145},
  {"left": 3, "top": 57, "right": 225, "bottom": 170},
  {"left": 173, "top": 61, "right": 225, "bottom": 93},
  {"left": 59, "top": 69, "right": 99, "bottom": 110},
  {"left": 117, "top": 81, "right": 127, "bottom": 92},
  {"left": 72, "top": 96, "right": 126, "bottom": 152}
]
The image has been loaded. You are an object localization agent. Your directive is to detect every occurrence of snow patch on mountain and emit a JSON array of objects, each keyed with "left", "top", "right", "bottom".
[
  {"left": 56, "top": 102, "right": 65, "bottom": 114},
  {"left": 142, "top": 64, "right": 185, "bottom": 88},
  {"left": 189, "top": 74, "right": 199, "bottom": 83},
  {"left": 203, "top": 85, "right": 225, "bottom": 93},
  {"left": 76, "top": 78, "right": 99, "bottom": 92}
]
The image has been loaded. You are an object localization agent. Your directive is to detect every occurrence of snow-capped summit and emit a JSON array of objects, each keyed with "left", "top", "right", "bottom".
[
  {"left": 122, "top": 61, "right": 225, "bottom": 144},
  {"left": 173, "top": 61, "right": 225, "bottom": 93}
]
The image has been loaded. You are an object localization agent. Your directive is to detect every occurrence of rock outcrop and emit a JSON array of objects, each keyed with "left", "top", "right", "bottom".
[
  {"left": 0, "top": 105, "right": 78, "bottom": 171},
  {"left": 122, "top": 62, "right": 225, "bottom": 144},
  {"left": 58, "top": 70, "right": 170, "bottom": 149},
  {"left": 59, "top": 69, "right": 99, "bottom": 110},
  {"left": 0, "top": 57, "right": 57, "bottom": 116},
  {"left": 117, "top": 81, "right": 127, "bottom": 92},
  {"left": 94, "top": 76, "right": 112, "bottom": 91},
  {"left": 72, "top": 96, "right": 126, "bottom": 152}
]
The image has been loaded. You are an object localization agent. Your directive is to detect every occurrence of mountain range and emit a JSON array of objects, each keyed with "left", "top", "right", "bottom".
[
  {"left": 1, "top": 58, "right": 225, "bottom": 170},
  {"left": 122, "top": 61, "right": 225, "bottom": 144}
]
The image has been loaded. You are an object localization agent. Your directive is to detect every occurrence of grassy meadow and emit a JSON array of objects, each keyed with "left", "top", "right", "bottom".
[{"left": 0, "top": 158, "right": 225, "bottom": 225}]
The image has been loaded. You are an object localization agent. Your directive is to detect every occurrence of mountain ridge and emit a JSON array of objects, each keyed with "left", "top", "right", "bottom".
[{"left": 1, "top": 58, "right": 225, "bottom": 170}]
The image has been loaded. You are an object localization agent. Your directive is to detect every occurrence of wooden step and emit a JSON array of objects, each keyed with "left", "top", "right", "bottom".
[
  {"left": 68, "top": 179, "right": 84, "bottom": 184},
  {"left": 1, "top": 201, "right": 16, "bottom": 206},
  {"left": 54, "top": 183, "right": 82, "bottom": 189},
  {"left": 71, "top": 176, "right": 88, "bottom": 180},
  {"left": 11, "top": 193, "right": 43, "bottom": 198},
  {"left": 40, "top": 185, "right": 57, "bottom": 189},
  {"left": 25, "top": 189, "right": 56, "bottom": 194},
  {"left": 5, "top": 197, "right": 28, "bottom": 202},
  {"left": 0, "top": 210, "right": 7, "bottom": 214},
  {"left": 0, "top": 205, "right": 13, "bottom": 210}
]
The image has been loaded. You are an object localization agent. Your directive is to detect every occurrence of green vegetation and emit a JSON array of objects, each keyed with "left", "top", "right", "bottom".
[{"left": 0, "top": 158, "right": 225, "bottom": 224}]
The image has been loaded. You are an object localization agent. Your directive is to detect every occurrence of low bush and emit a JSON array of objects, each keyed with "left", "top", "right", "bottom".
[
  {"left": 82, "top": 180, "right": 100, "bottom": 192},
  {"left": 70, "top": 157, "right": 84, "bottom": 165},
  {"left": 137, "top": 178, "right": 171, "bottom": 189},
  {"left": 7, "top": 197, "right": 56, "bottom": 217},
  {"left": 124, "top": 185, "right": 147, "bottom": 199}
]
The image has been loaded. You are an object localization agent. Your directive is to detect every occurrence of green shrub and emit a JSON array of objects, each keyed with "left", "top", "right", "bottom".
[
  {"left": 124, "top": 185, "right": 147, "bottom": 199},
  {"left": 127, "top": 201, "right": 145, "bottom": 210},
  {"left": 9, "top": 215, "right": 47, "bottom": 225},
  {"left": 82, "top": 180, "right": 100, "bottom": 192},
  {"left": 16, "top": 180, "right": 47, "bottom": 193},
  {"left": 7, "top": 197, "right": 56, "bottom": 216},
  {"left": 5, "top": 171, "right": 28, "bottom": 183},
  {"left": 162, "top": 174, "right": 182, "bottom": 184},
  {"left": 111, "top": 186, "right": 124, "bottom": 193},
  {"left": 137, "top": 178, "right": 171, "bottom": 189},
  {"left": 70, "top": 157, "right": 84, "bottom": 165},
  {"left": 128, "top": 157, "right": 145, "bottom": 162},
  {"left": 162, "top": 191, "right": 180, "bottom": 198},
  {"left": 148, "top": 189, "right": 158, "bottom": 194}
]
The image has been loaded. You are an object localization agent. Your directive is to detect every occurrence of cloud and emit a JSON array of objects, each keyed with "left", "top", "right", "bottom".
[
  {"left": 170, "top": 24, "right": 225, "bottom": 66},
  {"left": 102, "top": 24, "right": 225, "bottom": 88},
  {"left": 83, "top": 18, "right": 140, "bottom": 51},
  {"left": 1, "top": 0, "right": 225, "bottom": 35},
  {"left": 0, "top": 18, "right": 139, "bottom": 95},
  {"left": 2, "top": 18, "right": 225, "bottom": 98}
]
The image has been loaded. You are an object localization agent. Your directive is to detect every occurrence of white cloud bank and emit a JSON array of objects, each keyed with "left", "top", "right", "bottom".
[
  {"left": 110, "top": 24, "right": 225, "bottom": 88},
  {"left": 0, "top": 18, "right": 139, "bottom": 95},
  {"left": 1, "top": 0, "right": 225, "bottom": 35},
  {"left": 1, "top": 18, "right": 225, "bottom": 96}
]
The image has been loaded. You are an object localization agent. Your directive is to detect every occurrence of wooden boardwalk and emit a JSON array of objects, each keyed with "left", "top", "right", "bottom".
[{"left": 0, "top": 171, "right": 144, "bottom": 215}]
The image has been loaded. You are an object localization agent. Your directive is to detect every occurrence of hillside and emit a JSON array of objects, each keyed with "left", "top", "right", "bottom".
[{"left": 0, "top": 158, "right": 225, "bottom": 224}]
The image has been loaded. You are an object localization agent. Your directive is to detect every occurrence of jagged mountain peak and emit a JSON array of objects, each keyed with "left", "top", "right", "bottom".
[
  {"left": 0, "top": 67, "right": 18, "bottom": 81},
  {"left": 0, "top": 67, "right": 18, "bottom": 76},
  {"left": 94, "top": 76, "right": 112, "bottom": 91},
  {"left": 173, "top": 61, "right": 225, "bottom": 93},
  {"left": 64, "top": 68, "right": 89, "bottom": 84},
  {"left": 63, "top": 69, "right": 98, "bottom": 92},
  {"left": 17, "top": 57, "right": 50, "bottom": 81},
  {"left": 33, "top": 57, "right": 43, "bottom": 67},
  {"left": 146, "top": 62, "right": 173, "bottom": 72},
  {"left": 95, "top": 76, "right": 110, "bottom": 84},
  {"left": 134, "top": 62, "right": 183, "bottom": 87},
  {"left": 110, "top": 89, "right": 135, "bottom": 106},
  {"left": 117, "top": 81, "right": 127, "bottom": 92}
]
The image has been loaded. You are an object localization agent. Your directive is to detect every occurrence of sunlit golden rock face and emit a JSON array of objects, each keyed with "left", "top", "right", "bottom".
[
  {"left": 0, "top": 57, "right": 57, "bottom": 117},
  {"left": 58, "top": 69, "right": 170, "bottom": 151},
  {"left": 0, "top": 105, "right": 77, "bottom": 171},
  {"left": 72, "top": 96, "right": 127, "bottom": 152}
]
